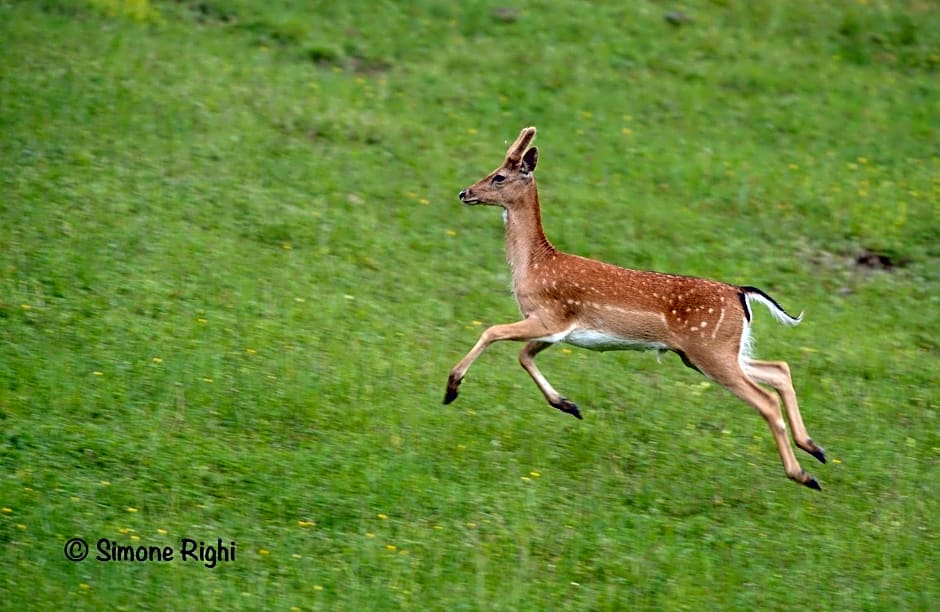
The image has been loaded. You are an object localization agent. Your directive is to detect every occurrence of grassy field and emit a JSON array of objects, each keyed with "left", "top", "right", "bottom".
[{"left": 1, "top": 0, "right": 938, "bottom": 608}]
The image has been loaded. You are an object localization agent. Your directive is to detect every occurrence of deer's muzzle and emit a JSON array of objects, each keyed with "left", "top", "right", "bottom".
[{"left": 458, "top": 189, "right": 479, "bottom": 204}]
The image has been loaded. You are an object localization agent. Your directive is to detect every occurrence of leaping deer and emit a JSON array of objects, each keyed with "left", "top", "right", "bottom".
[{"left": 443, "top": 127, "right": 827, "bottom": 490}]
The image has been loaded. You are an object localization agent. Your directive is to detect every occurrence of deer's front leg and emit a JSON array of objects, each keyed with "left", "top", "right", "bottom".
[
  {"left": 519, "top": 341, "right": 582, "bottom": 419},
  {"left": 443, "top": 317, "right": 557, "bottom": 405}
]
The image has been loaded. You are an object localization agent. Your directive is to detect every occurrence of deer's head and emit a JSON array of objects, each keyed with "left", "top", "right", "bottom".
[{"left": 458, "top": 127, "right": 539, "bottom": 208}]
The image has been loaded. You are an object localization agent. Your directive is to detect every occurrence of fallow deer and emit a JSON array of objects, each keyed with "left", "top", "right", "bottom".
[{"left": 443, "top": 126, "right": 827, "bottom": 490}]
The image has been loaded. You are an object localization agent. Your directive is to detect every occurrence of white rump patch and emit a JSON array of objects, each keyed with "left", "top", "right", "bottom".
[{"left": 738, "top": 320, "right": 755, "bottom": 365}]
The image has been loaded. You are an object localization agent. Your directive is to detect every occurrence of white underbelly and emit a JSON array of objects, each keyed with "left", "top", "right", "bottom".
[{"left": 563, "top": 329, "right": 669, "bottom": 353}]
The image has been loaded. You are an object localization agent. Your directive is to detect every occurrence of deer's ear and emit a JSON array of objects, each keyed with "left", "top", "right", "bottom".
[{"left": 521, "top": 147, "right": 538, "bottom": 174}]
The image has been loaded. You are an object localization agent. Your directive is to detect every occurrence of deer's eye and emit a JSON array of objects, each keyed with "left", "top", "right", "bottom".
[{"left": 492, "top": 174, "right": 506, "bottom": 184}]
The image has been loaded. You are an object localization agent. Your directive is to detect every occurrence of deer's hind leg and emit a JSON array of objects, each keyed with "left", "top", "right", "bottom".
[
  {"left": 682, "top": 348, "right": 821, "bottom": 490},
  {"left": 742, "top": 359, "right": 826, "bottom": 464}
]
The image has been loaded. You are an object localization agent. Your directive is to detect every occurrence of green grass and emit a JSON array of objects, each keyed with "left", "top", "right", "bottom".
[{"left": 1, "top": 0, "right": 938, "bottom": 608}]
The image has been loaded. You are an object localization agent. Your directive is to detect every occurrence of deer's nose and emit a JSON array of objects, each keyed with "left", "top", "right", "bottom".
[{"left": 458, "top": 189, "right": 469, "bottom": 201}]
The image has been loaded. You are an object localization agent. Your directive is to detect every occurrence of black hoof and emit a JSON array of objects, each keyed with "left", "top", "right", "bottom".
[
  {"left": 553, "top": 398, "right": 582, "bottom": 420},
  {"left": 806, "top": 443, "right": 827, "bottom": 464},
  {"left": 803, "top": 475, "right": 822, "bottom": 491},
  {"left": 443, "top": 374, "right": 462, "bottom": 405}
]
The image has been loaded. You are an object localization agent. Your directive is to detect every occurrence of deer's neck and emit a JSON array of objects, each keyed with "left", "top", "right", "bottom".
[{"left": 503, "top": 190, "right": 556, "bottom": 280}]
